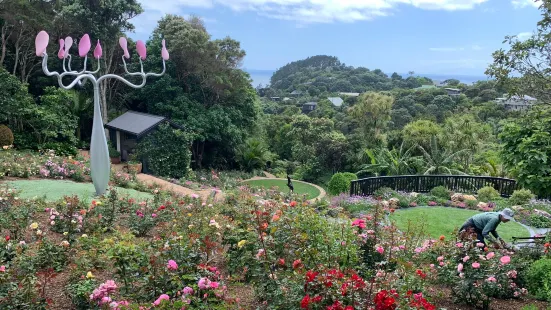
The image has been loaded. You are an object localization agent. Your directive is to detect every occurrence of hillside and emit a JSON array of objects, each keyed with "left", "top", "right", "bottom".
[{"left": 269, "top": 55, "right": 433, "bottom": 94}]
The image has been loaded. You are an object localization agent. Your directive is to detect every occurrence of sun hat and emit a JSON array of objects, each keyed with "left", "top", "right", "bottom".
[{"left": 500, "top": 208, "right": 515, "bottom": 220}]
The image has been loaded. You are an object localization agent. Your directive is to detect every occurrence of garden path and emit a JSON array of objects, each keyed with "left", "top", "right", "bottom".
[{"left": 79, "top": 150, "right": 219, "bottom": 201}]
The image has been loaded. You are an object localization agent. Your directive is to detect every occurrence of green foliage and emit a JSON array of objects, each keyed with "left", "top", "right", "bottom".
[
  {"left": 137, "top": 123, "right": 192, "bottom": 178},
  {"left": 527, "top": 214, "right": 551, "bottom": 229},
  {"left": 430, "top": 186, "right": 450, "bottom": 199},
  {"left": 477, "top": 186, "right": 500, "bottom": 202},
  {"left": 350, "top": 92, "right": 394, "bottom": 148},
  {"left": 328, "top": 172, "right": 357, "bottom": 195},
  {"left": 500, "top": 100, "right": 551, "bottom": 198},
  {"left": 236, "top": 139, "right": 271, "bottom": 172},
  {"left": 526, "top": 259, "right": 551, "bottom": 301},
  {"left": 0, "top": 125, "right": 14, "bottom": 147},
  {"left": 108, "top": 143, "right": 120, "bottom": 158},
  {"left": 357, "top": 142, "right": 419, "bottom": 176},
  {"left": 66, "top": 279, "right": 97, "bottom": 309},
  {"left": 418, "top": 135, "right": 467, "bottom": 175},
  {"left": 402, "top": 120, "right": 443, "bottom": 150},
  {"left": 510, "top": 189, "right": 535, "bottom": 205}
]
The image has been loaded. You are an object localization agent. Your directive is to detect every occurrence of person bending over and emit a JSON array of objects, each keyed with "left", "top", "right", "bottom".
[{"left": 458, "top": 208, "right": 515, "bottom": 249}]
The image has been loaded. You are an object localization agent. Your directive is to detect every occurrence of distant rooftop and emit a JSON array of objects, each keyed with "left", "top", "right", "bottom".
[
  {"left": 328, "top": 97, "right": 344, "bottom": 107},
  {"left": 105, "top": 111, "right": 166, "bottom": 137},
  {"left": 290, "top": 90, "right": 302, "bottom": 95},
  {"left": 338, "top": 92, "right": 360, "bottom": 97},
  {"left": 444, "top": 88, "right": 461, "bottom": 92},
  {"left": 415, "top": 85, "right": 437, "bottom": 90},
  {"left": 303, "top": 102, "right": 318, "bottom": 106}
]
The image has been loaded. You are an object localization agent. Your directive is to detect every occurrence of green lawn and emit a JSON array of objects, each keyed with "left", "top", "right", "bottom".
[
  {"left": 243, "top": 179, "right": 321, "bottom": 200},
  {"left": 390, "top": 206, "right": 529, "bottom": 243},
  {"left": 4, "top": 180, "right": 153, "bottom": 203}
]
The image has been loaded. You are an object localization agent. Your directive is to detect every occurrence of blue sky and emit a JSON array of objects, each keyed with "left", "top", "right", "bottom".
[{"left": 129, "top": 0, "right": 542, "bottom": 76}]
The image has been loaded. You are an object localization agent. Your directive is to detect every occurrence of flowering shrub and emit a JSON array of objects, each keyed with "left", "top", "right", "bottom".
[{"left": 435, "top": 241, "right": 529, "bottom": 309}]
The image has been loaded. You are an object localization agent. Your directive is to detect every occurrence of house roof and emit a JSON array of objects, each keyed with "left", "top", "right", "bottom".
[
  {"left": 510, "top": 95, "right": 537, "bottom": 101},
  {"left": 303, "top": 102, "right": 317, "bottom": 106},
  {"left": 328, "top": 97, "right": 344, "bottom": 107},
  {"left": 415, "top": 85, "right": 437, "bottom": 90},
  {"left": 291, "top": 90, "right": 302, "bottom": 95},
  {"left": 444, "top": 88, "right": 461, "bottom": 92},
  {"left": 338, "top": 92, "right": 360, "bottom": 97},
  {"left": 105, "top": 111, "right": 166, "bottom": 137}
]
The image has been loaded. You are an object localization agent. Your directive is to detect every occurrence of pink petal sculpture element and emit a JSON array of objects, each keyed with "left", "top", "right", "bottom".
[
  {"left": 136, "top": 40, "right": 146, "bottom": 60},
  {"left": 64, "top": 36, "right": 73, "bottom": 58},
  {"left": 161, "top": 39, "right": 169, "bottom": 60},
  {"left": 57, "top": 39, "right": 65, "bottom": 59},
  {"left": 93, "top": 40, "right": 102, "bottom": 59},
  {"left": 119, "top": 37, "right": 130, "bottom": 59},
  {"left": 35, "top": 31, "right": 49, "bottom": 57},
  {"left": 79, "top": 34, "right": 91, "bottom": 57}
]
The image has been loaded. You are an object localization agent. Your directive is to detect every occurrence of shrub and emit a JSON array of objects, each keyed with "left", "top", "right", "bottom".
[
  {"left": 39, "top": 141, "right": 78, "bottom": 157},
  {"left": 477, "top": 186, "right": 499, "bottom": 202},
  {"left": 526, "top": 258, "right": 551, "bottom": 301},
  {"left": 430, "top": 186, "right": 450, "bottom": 199},
  {"left": 510, "top": 189, "right": 535, "bottom": 205},
  {"left": 374, "top": 187, "right": 396, "bottom": 199},
  {"left": 0, "top": 124, "right": 14, "bottom": 147},
  {"left": 137, "top": 123, "right": 192, "bottom": 179},
  {"left": 328, "top": 172, "right": 357, "bottom": 195},
  {"left": 466, "top": 199, "right": 478, "bottom": 210},
  {"left": 108, "top": 143, "right": 120, "bottom": 158}
]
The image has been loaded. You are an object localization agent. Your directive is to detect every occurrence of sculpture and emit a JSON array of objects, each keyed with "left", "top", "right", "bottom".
[{"left": 35, "top": 31, "right": 169, "bottom": 195}]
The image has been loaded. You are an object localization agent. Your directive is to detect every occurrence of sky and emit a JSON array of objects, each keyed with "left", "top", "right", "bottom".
[{"left": 128, "top": 0, "right": 543, "bottom": 76}]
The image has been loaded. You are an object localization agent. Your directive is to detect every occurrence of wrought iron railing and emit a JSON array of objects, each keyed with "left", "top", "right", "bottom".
[{"left": 350, "top": 175, "right": 518, "bottom": 197}]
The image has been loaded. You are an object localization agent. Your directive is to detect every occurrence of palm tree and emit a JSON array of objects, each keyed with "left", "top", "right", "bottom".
[
  {"left": 357, "top": 142, "right": 420, "bottom": 176},
  {"left": 237, "top": 138, "right": 271, "bottom": 172},
  {"left": 418, "top": 136, "right": 468, "bottom": 175}
]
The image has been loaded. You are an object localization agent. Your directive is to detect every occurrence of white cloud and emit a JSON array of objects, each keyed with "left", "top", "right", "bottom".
[
  {"left": 135, "top": 0, "right": 490, "bottom": 25},
  {"left": 517, "top": 32, "right": 532, "bottom": 40},
  {"left": 471, "top": 45, "right": 483, "bottom": 51},
  {"left": 511, "top": 0, "right": 540, "bottom": 9}
]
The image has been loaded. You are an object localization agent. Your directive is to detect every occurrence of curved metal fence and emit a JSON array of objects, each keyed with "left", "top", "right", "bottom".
[{"left": 350, "top": 175, "right": 518, "bottom": 197}]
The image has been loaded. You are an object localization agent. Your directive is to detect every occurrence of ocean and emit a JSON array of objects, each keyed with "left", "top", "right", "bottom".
[{"left": 245, "top": 69, "right": 489, "bottom": 87}]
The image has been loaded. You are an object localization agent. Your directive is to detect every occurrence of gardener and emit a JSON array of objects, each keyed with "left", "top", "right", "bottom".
[{"left": 458, "top": 208, "right": 515, "bottom": 249}]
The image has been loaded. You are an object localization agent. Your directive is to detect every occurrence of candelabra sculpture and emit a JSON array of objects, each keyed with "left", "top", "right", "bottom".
[{"left": 35, "top": 31, "right": 169, "bottom": 195}]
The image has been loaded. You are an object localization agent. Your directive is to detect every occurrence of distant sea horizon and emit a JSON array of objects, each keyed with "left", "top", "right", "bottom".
[{"left": 245, "top": 69, "right": 490, "bottom": 88}]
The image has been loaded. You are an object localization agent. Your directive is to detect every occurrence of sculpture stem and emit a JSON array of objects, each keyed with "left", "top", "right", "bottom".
[{"left": 90, "top": 84, "right": 111, "bottom": 195}]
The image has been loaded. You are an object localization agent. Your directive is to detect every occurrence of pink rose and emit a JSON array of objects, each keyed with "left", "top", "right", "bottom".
[
  {"left": 487, "top": 277, "right": 497, "bottom": 282},
  {"left": 209, "top": 281, "right": 219, "bottom": 289},
  {"left": 486, "top": 252, "right": 495, "bottom": 259},
  {"left": 153, "top": 294, "right": 170, "bottom": 306},
  {"left": 376, "top": 246, "right": 384, "bottom": 254},
  {"left": 437, "top": 256, "right": 444, "bottom": 262},
  {"left": 456, "top": 242, "right": 464, "bottom": 248},
  {"left": 476, "top": 242, "right": 485, "bottom": 248},
  {"left": 198, "top": 277, "right": 210, "bottom": 290},
  {"left": 0, "top": 265, "right": 5, "bottom": 272},
  {"left": 167, "top": 260, "right": 178, "bottom": 271},
  {"left": 472, "top": 262, "right": 480, "bottom": 269},
  {"left": 463, "top": 256, "right": 470, "bottom": 262},
  {"left": 183, "top": 287, "right": 194, "bottom": 295},
  {"left": 457, "top": 263, "right": 463, "bottom": 272},
  {"left": 500, "top": 256, "right": 511, "bottom": 265},
  {"left": 151, "top": 213, "right": 157, "bottom": 218}
]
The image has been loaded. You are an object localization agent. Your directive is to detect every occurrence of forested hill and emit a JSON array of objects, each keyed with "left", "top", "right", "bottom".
[{"left": 269, "top": 55, "right": 433, "bottom": 94}]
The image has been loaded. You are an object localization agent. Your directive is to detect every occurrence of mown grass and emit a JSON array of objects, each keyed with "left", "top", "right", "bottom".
[
  {"left": 4, "top": 179, "right": 153, "bottom": 202},
  {"left": 243, "top": 179, "right": 321, "bottom": 200},
  {"left": 390, "top": 206, "right": 529, "bottom": 242}
]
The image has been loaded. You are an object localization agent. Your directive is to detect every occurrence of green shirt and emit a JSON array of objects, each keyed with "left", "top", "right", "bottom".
[{"left": 471, "top": 212, "right": 501, "bottom": 241}]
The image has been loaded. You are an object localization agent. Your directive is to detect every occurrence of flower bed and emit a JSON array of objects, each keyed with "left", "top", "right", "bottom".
[{"left": 0, "top": 180, "right": 549, "bottom": 309}]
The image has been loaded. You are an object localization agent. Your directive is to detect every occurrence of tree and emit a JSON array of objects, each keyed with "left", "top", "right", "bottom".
[
  {"left": 60, "top": 0, "right": 143, "bottom": 125},
  {"left": 418, "top": 136, "right": 468, "bottom": 175},
  {"left": 236, "top": 138, "right": 271, "bottom": 172},
  {"left": 349, "top": 92, "right": 394, "bottom": 148},
  {"left": 486, "top": 1, "right": 550, "bottom": 102},
  {"left": 500, "top": 106, "right": 551, "bottom": 197},
  {"left": 356, "top": 142, "right": 420, "bottom": 176},
  {"left": 402, "top": 120, "right": 443, "bottom": 150}
]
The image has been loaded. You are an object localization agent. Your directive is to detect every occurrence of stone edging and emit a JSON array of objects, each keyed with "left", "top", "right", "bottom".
[{"left": 242, "top": 177, "right": 326, "bottom": 202}]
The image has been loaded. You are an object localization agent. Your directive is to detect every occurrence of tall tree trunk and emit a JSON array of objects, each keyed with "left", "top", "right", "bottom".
[
  {"left": 0, "top": 23, "right": 12, "bottom": 66},
  {"left": 12, "top": 27, "right": 22, "bottom": 76}
]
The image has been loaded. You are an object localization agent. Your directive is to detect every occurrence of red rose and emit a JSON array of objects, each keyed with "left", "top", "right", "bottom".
[
  {"left": 300, "top": 295, "right": 310, "bottom": 309},
  {"left": 290, "top": 201, "right": 297, "bottom": 207},
  {"left": 5, "top": 236, "right": 10, "bottom": 242}
]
